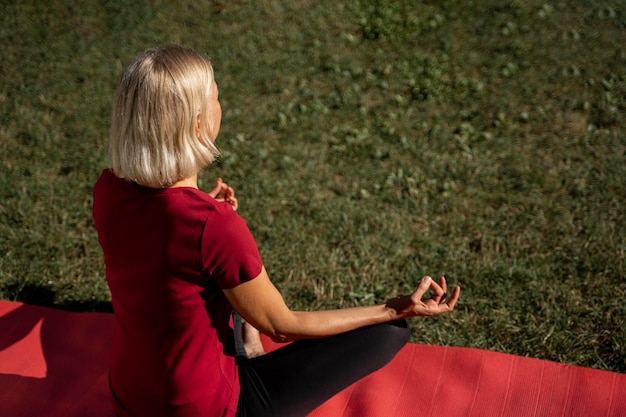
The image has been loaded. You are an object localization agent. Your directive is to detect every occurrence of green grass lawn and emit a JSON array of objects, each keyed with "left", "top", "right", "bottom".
[{"left": 1, "top": 0, "right": 624, "bottom": 372}]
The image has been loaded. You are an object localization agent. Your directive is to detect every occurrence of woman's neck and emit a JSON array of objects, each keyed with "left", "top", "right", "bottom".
[{"left": 169, "top": 175, "right": 198, "bottom": 189}]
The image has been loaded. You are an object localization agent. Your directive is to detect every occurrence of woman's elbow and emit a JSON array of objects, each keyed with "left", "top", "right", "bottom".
[
  {"left": 268, "top": 331, "right": 293, "bottom": 343},
  {"left": 265, "top": 323, "right": 301, "bottom": 343}
]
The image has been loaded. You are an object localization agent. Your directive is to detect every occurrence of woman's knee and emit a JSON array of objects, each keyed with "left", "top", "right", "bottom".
[
  {"left": 355, "top": 320, "right": 410, "bottom": 359},
  {"left": 378, "top": 319, "right": 411, "bottom": 347}
]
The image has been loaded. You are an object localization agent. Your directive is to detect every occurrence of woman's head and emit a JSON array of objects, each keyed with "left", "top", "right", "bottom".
[{"left": 110, "top": 45, "right": 221, "bottom": 188}]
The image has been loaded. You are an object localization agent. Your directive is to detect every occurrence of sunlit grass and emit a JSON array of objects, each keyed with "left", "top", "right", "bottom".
[{"left": 0, "top": 0, "right": 624, "bottom": 372}]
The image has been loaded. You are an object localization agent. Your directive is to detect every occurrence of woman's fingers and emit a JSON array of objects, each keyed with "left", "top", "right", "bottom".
[
  {"left": 412, "top": 276, "right": 446, "bottom": 301},
  {"left": 228, "top": 192, "right": 239, "bottom": 211},
  {"left": 209, "top": 179, "right": 238, "bottom": 210},
  {"left": 410, "top": 276, "right": 461, "bottom": 316},
  {"left": 427, "top": 277, "right": 446, "bottom": 302},
  {"left": 209, "top": 178, "right": 224, "bottom": 198},
  {"left": 446, "top": 286, "right": 461, "bottom": 309},
  {"left": 439, "top": 276, "right": 447, "bottom": 296},
  {"left": 410, "top": 276, "right": 432, "bottom": 303}
]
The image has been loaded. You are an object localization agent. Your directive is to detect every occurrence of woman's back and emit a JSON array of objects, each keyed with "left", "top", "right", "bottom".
[{"left": 93, "top": 169, "right": 251, "bottom": 417}]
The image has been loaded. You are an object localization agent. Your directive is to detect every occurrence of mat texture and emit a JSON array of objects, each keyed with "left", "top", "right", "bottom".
[{"left": 1, "top": 300, "right": 625, "bottom": 417}]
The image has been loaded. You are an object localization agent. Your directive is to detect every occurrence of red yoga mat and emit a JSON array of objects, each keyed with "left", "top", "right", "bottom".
[{"left": 1, "top": 300, "right": 625, "bottom": 417}]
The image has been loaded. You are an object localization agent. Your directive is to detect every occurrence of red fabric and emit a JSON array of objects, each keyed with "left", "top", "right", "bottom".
[
  {"left": 0, "top": 301, "right": 114, "bottom": 417},
  {"left": 1, "top": 300, "right": 626, "bottom": 417},
  {"left": 261, "top": 337, "right": 626, "bottom": 417},
  {"left": 92, "top": 169, "right": 263, "bottom": 417}
]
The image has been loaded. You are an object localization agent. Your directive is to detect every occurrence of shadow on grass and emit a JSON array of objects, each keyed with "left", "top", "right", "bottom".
[{"left": 3, "top": 283, "right": 113, "bottom": 313}]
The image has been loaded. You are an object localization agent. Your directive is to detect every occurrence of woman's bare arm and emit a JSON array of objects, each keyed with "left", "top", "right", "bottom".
[{"left": 223, "top": 267, "right": 460, "bottom": 343}]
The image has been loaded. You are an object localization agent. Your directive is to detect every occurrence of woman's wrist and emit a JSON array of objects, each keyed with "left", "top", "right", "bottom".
[{"left": 384, "top": 296, "right": 411, "bottom": 320}]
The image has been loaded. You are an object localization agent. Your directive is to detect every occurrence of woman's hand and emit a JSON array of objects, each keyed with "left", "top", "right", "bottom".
[
  {"left": 209, "top": 178, "right": 238, "bottom": 211},
  {"left": 386, "top": 276, "right": 460, "bottom": 318}
]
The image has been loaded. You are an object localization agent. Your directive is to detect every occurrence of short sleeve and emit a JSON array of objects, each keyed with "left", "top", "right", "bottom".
[{"left": 201, "top": 204, "right": 263, "bottom": 289}]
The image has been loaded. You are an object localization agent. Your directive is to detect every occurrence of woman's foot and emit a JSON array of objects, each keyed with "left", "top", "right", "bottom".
[{"left": 242, "top": 321, "right": 265, "bottom": 358}]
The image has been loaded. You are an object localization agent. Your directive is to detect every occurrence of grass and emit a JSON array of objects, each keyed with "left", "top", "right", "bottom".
[{"left": 0, "top": 0, "right": 624, "bottom": 372}]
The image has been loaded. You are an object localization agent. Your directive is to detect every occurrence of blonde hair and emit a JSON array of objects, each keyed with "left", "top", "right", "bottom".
[{"left": 110, "top": 45, "right": 220, "bottom": 188}]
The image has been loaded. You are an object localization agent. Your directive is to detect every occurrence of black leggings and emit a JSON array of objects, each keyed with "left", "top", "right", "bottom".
[{"left": 234, "top": 316, "right": 410, "bottom": 417}]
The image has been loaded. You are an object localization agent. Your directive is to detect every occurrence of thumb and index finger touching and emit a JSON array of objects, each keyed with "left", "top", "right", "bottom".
[
  {"left": 209, "top": 178, "right": 238, "bottom": 211},
  {"left": 412, "top": 275, "right": 461, "bottom": 312}
]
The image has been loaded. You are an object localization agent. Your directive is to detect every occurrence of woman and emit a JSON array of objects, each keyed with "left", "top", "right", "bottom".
[{"left": 93, "top": 45, "right": 460, "bottom": 417}]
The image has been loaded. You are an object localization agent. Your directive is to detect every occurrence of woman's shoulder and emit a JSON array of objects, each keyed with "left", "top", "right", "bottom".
[
  {"left": 94, "top": 168, "right": 117, "bottom": 189},
  {"left": 163, "top": 187, "right": 232, "bottom": 215},
  {"left": 94, "top": 168, "right": 242, "bottom": 225},
  {"left": 94, "top": 168, "right": 141, "bottom": 197}
]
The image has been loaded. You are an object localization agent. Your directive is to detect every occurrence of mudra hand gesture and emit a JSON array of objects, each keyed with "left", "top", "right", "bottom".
[
  {"left": 387, "top": 276, "right": 460, "bottom": 318},
  {"left": 209, "top": 177, "right": 238, "bottom": 211}
]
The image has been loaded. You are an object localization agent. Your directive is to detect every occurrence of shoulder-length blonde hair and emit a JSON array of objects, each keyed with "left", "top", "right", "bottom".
[{"left": 109, "top": 45, "right": 220, "bottom": 188}]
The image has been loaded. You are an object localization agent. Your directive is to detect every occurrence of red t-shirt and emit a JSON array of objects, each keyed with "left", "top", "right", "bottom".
[{"left": 93, "top": 169, "right": 263, "bottom": 417}]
